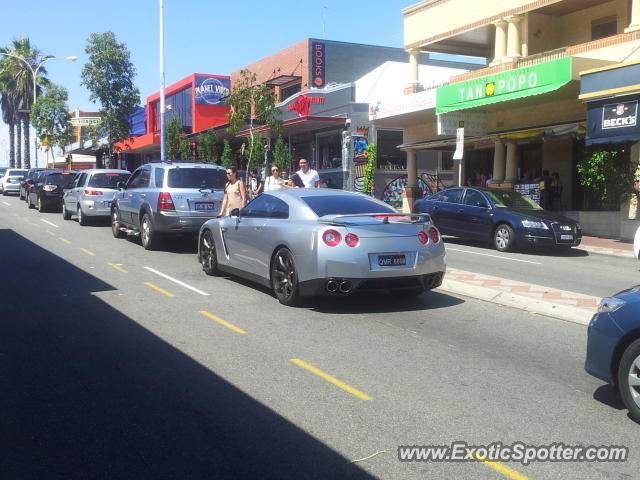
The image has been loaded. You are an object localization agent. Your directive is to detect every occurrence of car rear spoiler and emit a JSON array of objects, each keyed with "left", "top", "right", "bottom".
[{"left": 318, "top": 213, "right": 431, "bottom": 225}]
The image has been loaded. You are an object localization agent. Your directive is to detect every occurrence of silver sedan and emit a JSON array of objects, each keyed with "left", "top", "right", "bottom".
[{"left": 198, "top": 189, "right": 446, "bottom": 305}]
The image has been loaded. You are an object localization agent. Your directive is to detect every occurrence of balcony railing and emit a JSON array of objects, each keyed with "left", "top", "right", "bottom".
[{"left": 516, "top": 47, "right": 568, "bottom": 68}]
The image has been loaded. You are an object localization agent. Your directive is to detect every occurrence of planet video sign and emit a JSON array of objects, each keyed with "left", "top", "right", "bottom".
[
  {"left": 436, "top": 57, "right": 572, "bottom": 114},
  {"left": 194, "top": 76, "right": 230, "bottom": 105}
]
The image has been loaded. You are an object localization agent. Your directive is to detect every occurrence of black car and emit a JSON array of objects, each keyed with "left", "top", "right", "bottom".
[
  {"left": 27, "top": 170, "right": 77, "bottom": 212},
  {"left": 20, "top": 168, "right": 53, "bottom": 200},
  {"left": 412, "top": 187, "right": 582, "bottom": 252}
]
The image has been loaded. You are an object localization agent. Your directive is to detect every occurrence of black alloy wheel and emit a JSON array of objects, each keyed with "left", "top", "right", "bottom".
[
  {"left": 111, "top": 208, "right": 126, "bottom": 238},
  {"left": 271, "top": 247, "right": 300, "bottom": 306},
  {"left": 200, "top": 230, "right": 219, "bottom": 276},
  {"left": 140, "top": 213, "right": 159, "bottom": 250},
  {"left": 617, "top": 338, "right": 640, "bottom": 423},
  {"left": 62, "top": 202, "right": 72, "bottom": 220}
]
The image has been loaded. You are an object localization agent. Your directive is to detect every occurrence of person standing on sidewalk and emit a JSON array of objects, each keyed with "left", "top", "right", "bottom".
[
  {"left": 218, "top": 167, "right": 246, "bottom": 216},
  {"left": 294, "top": 158, "right": 320, "bottom": 188}
]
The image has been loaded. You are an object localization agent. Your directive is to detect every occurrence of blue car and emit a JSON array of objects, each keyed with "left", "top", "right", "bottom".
[
  {"left": 412, "top": 187, "right": 582, "bottom": 252},
  {"left": 585, "top": 287, "right": 640, "bottom": 422}
]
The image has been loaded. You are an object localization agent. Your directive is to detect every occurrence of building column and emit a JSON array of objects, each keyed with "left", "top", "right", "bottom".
[
  {"left": 403, "top": 150, "right": 421, "bottom": 213},
  {"left": 404, "top": 48, "right": 424, "bottom": 95},
  {"left": 492, "top": 139, "right": 506, "bottom": 183},
  {"left": 504, "top": 141, "right": 518, "bottom": 183},
  {"left": 505, "top": 15, "right": 523, "bottom": 60},
  {"left": 490, "top": 20, "right": 508, "bottom": 66},
  {"left": 626, "top": 0, "right": 640, "bottom": 32}
]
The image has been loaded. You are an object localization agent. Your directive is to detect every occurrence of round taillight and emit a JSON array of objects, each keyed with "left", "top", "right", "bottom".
[
  {"left": 345, "top": 233, "right": 359, "bottom": 247},
  {"left": 418, "top": 231, "right": 428, "bottom": 244},
  {"left": 322, "top": 229, "right": 342, "bottom": 247},
  {"left": 428, "top": 226, "right": 439, "bottom": 243}
]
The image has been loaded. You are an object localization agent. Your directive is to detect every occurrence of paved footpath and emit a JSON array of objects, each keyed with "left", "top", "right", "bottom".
[{"left": 577, "top": 235, "right": 634, "bottom": 258}]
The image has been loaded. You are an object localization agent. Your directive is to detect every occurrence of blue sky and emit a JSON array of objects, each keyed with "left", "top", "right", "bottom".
[{"left": 1, "top": 0, "right": 410, "bottom": 113}]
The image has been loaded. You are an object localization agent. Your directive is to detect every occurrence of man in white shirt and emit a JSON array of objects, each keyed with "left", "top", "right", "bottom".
[{"left": 295, "top": 158, "right": 320, "bottom": 188}]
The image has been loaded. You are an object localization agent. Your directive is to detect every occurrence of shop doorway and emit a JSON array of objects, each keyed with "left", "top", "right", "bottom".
[{"left": 519, "top": 143, "right": 543, "bottom": 182}]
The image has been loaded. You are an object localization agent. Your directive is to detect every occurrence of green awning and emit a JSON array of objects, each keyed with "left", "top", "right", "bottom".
[{"left": 436, "top": 57, "right": 572, "bottom": 114}]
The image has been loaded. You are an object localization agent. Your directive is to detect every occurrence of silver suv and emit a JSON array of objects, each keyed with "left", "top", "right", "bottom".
[{"left": 111, "top": 162, "right": 227, "bottom": 250}]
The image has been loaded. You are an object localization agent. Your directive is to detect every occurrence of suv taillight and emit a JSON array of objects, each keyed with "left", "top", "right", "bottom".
[
  {"left": 43, "top": 185, "right": 57, "bottom": 192},
  {"left": 158, "top": 191, "right": 175, "bottom": 210},
  {"left": 5, "top": 178, "right": 11, "bottom": 183}
]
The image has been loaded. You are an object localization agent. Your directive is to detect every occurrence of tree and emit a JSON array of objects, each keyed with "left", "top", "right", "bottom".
[
  {"left": 179, "top": 137, "right": 192, "bottom": 161},
  {"left": 246, "top": 134, "right": 264, "bottom": 169},
  {"left": 272, "top": 135, "right": 291, "bottom": 172},
  {"left": 0, "top": 38, "right": 50, "bottom": 169},
  {"left": 220, "top": 139, "right": 234, "bottom": 168},
  {"left": 165, "top": 115, "right": 181, "bottom": 160},
  {"left": 197, "top": 128, "right": 218, "bottom": 164},
  {"left": 225, "top": 69, "right": 280, "bottom": 173},
  {"left": 0, "top": 87, "right": 16, "bottom": 167},
  {"left": 362, "top": 142, "right": 376, "bottom": 195},
  {"left": 81, "top": 31, "right": 140, "bottom": 167},
  {"left": 30, "top": 83, "right": 72, "bottom": 165}
]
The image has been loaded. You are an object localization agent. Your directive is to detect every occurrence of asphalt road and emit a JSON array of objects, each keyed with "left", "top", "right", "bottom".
[
  {"left": 442, "top": 236, "right": 638, "bottom": 298},
  {"left": 0, "top": 193, "right": 638, "bottom": 480}
]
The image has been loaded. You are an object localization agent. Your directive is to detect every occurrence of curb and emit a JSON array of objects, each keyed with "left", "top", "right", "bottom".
[
  {"left": 576, "top": 245, "right": 634, "bottom": 259},
  {"left": 437, "top": 279, "right": 595, "bottom": 326}
]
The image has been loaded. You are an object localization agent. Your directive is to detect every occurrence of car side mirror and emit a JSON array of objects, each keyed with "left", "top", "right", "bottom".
[
  {"left": 230, "top": 208, "right": 240, "bottom": 217},
  {"left": 477, "top": 202, "right": 489, "bottom": 209},
  {"left": 117, "top": 181, "right": 125, "bottom": 190}
]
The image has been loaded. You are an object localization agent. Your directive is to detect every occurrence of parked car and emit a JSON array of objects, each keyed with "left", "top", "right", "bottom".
[
  {"left": 634, "top": 225, "right": 640, "bottom": 260},
  {"left": 111, "top": 162, "right": 227, "bottom": 249},
  {"left": 197, "top": 189, "right": 446, "bottom": 305},
  {"left": 412, "top": 187, "right": 582, "bottom": 252},
  {"left": 585, "top": 286, "right": 640, "bottom": 423},
  {"left": 20, "top": 168, "right": 51, "bottom": 200},
  {"left": 62, "top": 169, "right": 131, "bottom": 225},
  {"left": 27, "top": 170, "right": 77, "bottom": 212},
  {"left": 0, "top": 168, "right": 28, "bottom": 195}
]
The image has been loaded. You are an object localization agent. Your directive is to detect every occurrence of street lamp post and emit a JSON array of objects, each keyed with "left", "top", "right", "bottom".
[{"left": 0, "top": 52, "right": 76, "bottom": 167}]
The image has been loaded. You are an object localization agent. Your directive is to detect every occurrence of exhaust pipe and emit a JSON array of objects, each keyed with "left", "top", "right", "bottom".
[
  {"left": 339, "top": 281, "right": 352, "bottom": 294},
  {"left": 326, "top": 280, "right": 339, "bottom": 293}
]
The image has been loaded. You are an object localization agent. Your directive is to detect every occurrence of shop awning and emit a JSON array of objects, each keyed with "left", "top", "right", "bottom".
[
  {"left": 585, "top": 97, "right": 640, "bottom": 145},
  {"left": 436, "top": 57, "right": 572, "bottom": 114}
]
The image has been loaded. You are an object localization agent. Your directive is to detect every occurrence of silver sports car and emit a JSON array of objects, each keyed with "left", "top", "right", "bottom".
[{"left": 197, "top": 189, "right": 446, "bottom": 305}]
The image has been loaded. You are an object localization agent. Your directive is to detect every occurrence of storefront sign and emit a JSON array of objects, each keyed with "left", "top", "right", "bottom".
[
  {"left": 602, "top": 100, "right": 638, "bottom": 129},
  {"left": 311, "top": 41, "right": 325, "bottom": 88},
  {"left": 194, "top": 76, "right": 230, "bottom": 105},
  {"left": 437, "top": 112, "right": 487, "bottom": 136},
  {"left": 586, "top": 96, "right": 640, "bottom": 145},
  {"left": 286, "top": 94, "right": 326, "bottom": 117},
  {"left": 436, "top": 57, "right": 572, "bottom": 114},
  {"left": 369, "top": 89, "right": 436, "bottom": 120},
  {"left": 70, "top": 117, "right": 101, "bottom": 127},
  {"left": 453, "top": 127, "right": 464, "bottom": 160}
]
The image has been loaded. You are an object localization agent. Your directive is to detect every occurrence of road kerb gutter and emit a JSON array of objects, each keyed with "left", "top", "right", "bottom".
[{"left": 437, "top": 279, "right": 595, "bottom": 326}]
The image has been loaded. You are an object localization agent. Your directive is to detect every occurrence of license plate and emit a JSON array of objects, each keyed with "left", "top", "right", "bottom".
[
  {"left": 103, "top": 201, "right": 111, "bottom": 208},
  {"left": 194, "top": 202, "right": 215, "bottom": 211},
  {"left": 378, "top": 254, "right": 406, "bottom": 266},
  {"left": 560, "top": 234, "right": 573, "bottom": 240}
]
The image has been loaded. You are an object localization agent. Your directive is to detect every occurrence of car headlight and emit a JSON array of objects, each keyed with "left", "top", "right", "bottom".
[
  {"left": 521, "top": 219, "right": 548, "bottom": 229},
  {"left": 598, "top": 297, "right": 626, "bottom": 313}
]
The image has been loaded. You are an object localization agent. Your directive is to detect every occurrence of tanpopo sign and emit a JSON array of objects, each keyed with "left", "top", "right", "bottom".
[
  {"left": 194, "top": 76, "right": 230, "bottom": 105},
  {"left": 436, "top": 57, "right": 572, "bottom": 114},
  {"left": 602, "top": 101, "right": 638, "bottom": 129}
]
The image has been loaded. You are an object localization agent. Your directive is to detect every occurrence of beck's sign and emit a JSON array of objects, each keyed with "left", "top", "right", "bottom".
[{"left": 602, "top": 101, "right": 638, "bottom": 129}]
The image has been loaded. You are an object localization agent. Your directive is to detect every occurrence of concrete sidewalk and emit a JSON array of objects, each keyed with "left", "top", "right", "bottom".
[
  {"left": 577, "top": 235, "right": 634, "bottom": 258},
  {"left": 437, "top": 268, "right": 600, "bottom": 325}
]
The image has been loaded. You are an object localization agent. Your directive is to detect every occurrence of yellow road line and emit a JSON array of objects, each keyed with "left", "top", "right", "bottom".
[
  {"left": 80, "top": 248, "right": 96, "bottom": 257},
  {"left": 59, "top": 237, "right": 72, "bottom": 245},
  {"left": 474, "top": 454, "right": 531, "bottom": 480},
  {"left": 30, "top": 223, "right": 40, "bottom": 228},
  {"left": 106, "top": 262, "right": 127, "bottom": 273},
  {"left": 144, "top": 282, "right": 174, "bottom": 297},
  {"left": 199, "top": 310, "right": 246, "bottom": 334},
  {"left": 289, "top": 358, "right": 372, "bottom": 401}
]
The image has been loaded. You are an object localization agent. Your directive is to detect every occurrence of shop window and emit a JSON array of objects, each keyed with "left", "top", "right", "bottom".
[
  {"left": 376, "top": 130, "right": 405, "bottom": 169},
  {"left": 591, "top": 17, "right": 617, "bottom": 40},
  {"left": 441, "top": 151, "right": 454, "bottom": 171},
  {"left": 281, "top": 83, "right": 301, "bottom": 102},
  {"left": 317, "top": 131, "right": 342, "bottom": 170}
]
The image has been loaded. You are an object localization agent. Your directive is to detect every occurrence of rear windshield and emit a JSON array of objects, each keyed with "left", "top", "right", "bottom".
[
  {"left": 46, "top": 173, "right": 76, "bottom": 187},
  {"left": 167, "top": 168, "right": 226, "bottom": 189},
  {"left": 88, "top": 172, "right": 131, "bottom": 189},
  {"left": 301, "top": 195, "right": 397, "bottom": 217},
  {"left": 7, "top": 169, "right": 27, "bottom": 177}
]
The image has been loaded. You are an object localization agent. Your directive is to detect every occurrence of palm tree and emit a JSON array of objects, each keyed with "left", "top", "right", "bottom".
[
  {"left": 0, "top": 38, "right": 49, "bottom": 169},
  {"left": 0, "top": 89, "right": 16, "bottom": 168}
]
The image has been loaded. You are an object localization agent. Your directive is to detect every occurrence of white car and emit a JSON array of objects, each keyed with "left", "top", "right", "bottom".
[
  {"left": 634, "top": 225, "right": 640, "bottom": 260},
  {"left": 0, "top": 168, "right": 28, "bottom": 195}
]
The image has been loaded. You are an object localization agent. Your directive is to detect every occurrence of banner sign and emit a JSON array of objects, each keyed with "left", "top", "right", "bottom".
[
  {"left": 369, "top": 89, "right": 436, "bottom": 120},
  {"left": 453, "top": 127, "right": 464, "bottom": 160},
  {"left": 586, "top": 96, "right": 640, "bottom": 145},
  {"left": 194, "top": 76, "right": 230, "bottom": 105},
  {"left": 70, "top": 117, "right": 101, "bottom": 127},
  {"left": 437, "top": 112, "right": 487, "bottom": 136},
  {"left": 311, "top": 41, "right": 326, "bottom": 88},
  {"left": 436, "top": 57, "right": 572, "bottom": 114},
  {"left": 602, "top": 100, "right": 638, "bottom": 129}
]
